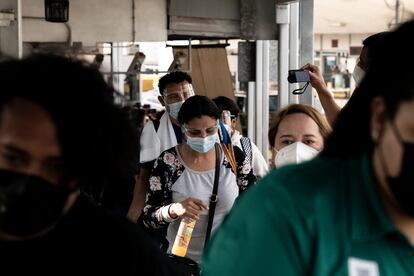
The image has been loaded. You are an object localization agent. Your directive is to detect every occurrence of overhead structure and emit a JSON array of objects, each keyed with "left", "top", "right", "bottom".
[{"left": 168, "top": 0, "right": 277, "bottom": 40}]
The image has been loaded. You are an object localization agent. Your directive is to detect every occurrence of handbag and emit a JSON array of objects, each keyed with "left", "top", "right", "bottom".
[{"left": 167, "top": 143, "right": 221, "bottom": 276}]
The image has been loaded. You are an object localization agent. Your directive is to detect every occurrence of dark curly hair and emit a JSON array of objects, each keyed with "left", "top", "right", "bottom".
[
  {"left": 0, "top": 54, "right": 137, "bottom": 202},
  {"left": 158, "top": 71, "right": 192, "bottom": 96},
  {"left": 212, "top": 96, "right": 240, "bottom": 117},
  {"left": 178, "top": 95, "right": 221, "bottom": 125}
]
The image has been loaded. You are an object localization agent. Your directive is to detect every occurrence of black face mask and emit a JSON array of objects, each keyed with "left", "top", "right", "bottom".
[
  {"left": 0, "top": 169, "right": 71, "bottom": 237},
  {"left": 383, "top": 122, "right": 414, "bottom": 217}
]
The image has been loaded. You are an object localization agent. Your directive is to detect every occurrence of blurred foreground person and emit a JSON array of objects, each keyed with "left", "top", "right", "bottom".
[
  {"left": 0, "top": 55, "right": 177, "bottom": 275},
  {"left": 203, "top": 20, "right": 414, "bottom": 275}
]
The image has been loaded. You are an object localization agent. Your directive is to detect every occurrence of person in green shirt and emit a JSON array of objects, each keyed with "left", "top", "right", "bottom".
[{"left": 202, "top": 19, "right": 414, "bottom": 276}]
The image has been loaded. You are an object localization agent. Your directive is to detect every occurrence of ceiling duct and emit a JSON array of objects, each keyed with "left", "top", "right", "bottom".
[
  {"left": 168, "top": 0, "right": 278, "bottom": 40},
  {"left": 168, "top": 0, "right": 240, "bottom": 39}
]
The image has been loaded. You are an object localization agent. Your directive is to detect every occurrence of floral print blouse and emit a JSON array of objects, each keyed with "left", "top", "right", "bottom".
[{"left": 143, "top": 145, "right": 256, "bottom": 229}]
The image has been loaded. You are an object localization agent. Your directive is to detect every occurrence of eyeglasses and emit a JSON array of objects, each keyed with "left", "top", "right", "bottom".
[
  {"left": 183, "top": 123, "right": 218, "bottom": 137},
  {"left": 163, "top": 84, "right": 195, "bottom": 103},
  {"left": 164, "top": 91, "right": 193, "bottom": 103}
]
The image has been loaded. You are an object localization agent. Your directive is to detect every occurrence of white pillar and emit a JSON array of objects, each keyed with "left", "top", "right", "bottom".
[
  {"left": 0, "top": 0, "right": 22, "bottom": 58},
  {"left": 255, "top": 40, "right": 263, "bottom": 151},
  {"left": 298, "top": 0, "right": 314, "bottom": 106},
  {"left": 288, "top": 2, "right": 299, "bottom": 104},
  {"left": 261, "top": 40, "right": 270, "bottom": 161},
  {"left": 277, "top": 4, "right": 290, "bottom": 109},
  {"left": 247, "top": 81, "right": 255, "bottom": 143}
]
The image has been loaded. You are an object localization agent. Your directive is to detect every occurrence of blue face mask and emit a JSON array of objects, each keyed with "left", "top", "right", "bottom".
[
  {"left": 167, "top": 101, "right": 184, "bottom": 120},
  {"left": 186, "top": 134, "right": 218, "bottom": 153}
]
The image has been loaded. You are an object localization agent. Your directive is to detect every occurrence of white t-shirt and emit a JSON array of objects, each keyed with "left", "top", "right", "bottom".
[
  {"left": 143, "top": 144, "right": 256, "bottom": 263},
  {"left": 167, "top": 148, "right": 238, "bottom": 263}
]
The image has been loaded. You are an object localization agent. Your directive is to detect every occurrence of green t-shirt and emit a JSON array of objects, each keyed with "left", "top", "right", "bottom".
[{"left": 202, "top": 153, "right": 414, "bottom": 276}]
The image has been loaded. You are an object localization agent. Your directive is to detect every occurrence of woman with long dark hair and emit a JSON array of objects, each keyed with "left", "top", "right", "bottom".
[
  {"left": 203, "top": 20, "right": 414, "bottom": 275},
  {"left": 143, "top": 96, "right": 256, "bottom": 267}
]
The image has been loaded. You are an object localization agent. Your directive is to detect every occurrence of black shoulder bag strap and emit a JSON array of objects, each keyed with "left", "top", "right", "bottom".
[{"left": 204, "top": 143, "right": 221, "bottom": 244}]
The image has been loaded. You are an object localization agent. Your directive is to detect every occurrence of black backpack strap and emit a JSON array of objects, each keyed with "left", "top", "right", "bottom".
[
  {"left": 240, "top": 137, "right": 253, "bottom": 166},
  {"left": 205, "top": 143, "right": 221, "bottom": 244}
]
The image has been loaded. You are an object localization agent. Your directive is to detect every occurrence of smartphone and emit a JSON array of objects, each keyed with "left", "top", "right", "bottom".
[{"left": 287, "top": 69, "right": 310, "bottom": 83}]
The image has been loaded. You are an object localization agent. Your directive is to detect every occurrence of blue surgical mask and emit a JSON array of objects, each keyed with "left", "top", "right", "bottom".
[
  {"left": 186, "top": 134, "right": 218, "bottom": 153},
  {"left": 167, "top": 101, "right": 184, "bottom": 120}
]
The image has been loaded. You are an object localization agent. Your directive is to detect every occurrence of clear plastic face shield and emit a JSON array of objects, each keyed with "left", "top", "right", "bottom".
[
  {"left": 182, "top": 121, "right": 219, "bottom": 138},
  {"left": 220, "top": 110, "right": 235, "bottom": 126},
  {"left": 163, "top": 83, "right": 195, "bottom": 105}
]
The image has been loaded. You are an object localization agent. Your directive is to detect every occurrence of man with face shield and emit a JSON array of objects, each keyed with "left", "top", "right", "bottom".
[
  {"left": 202, "top": 20, "right": 414, "bottom": 275},
  {"left": 0, "top": 55, "right": 177, "bottom": 275},
  {"left": 127, "top": 71, "right": 197, "bottom": 254},
  {"left": 127, "top": 71, "right": 195, "bottom": 223}
]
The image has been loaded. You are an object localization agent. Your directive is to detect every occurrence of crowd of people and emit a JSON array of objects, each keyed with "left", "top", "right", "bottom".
[{"left": 0, "top": 18, "right": 413, "bottom": 276}]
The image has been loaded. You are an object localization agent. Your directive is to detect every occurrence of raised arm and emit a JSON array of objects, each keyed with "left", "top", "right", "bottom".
[{"left": 302, "top": 63, "right": 341, "bottom": 125}]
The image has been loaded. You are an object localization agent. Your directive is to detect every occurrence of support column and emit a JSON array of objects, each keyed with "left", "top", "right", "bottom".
[
  {"left": 261, "top": 40, "right": 270, "bottom": 161},
  {"left": 288, "top": 2, "right": 299, "bottom": 104},
  {"left": 298, "top": 0, "right": 314, "bottom": 106},
  {"left": 255, "top": 40, "right": 263, "bottom": 152},
  {"left": 0, "top": 0, "right": 22, "bottom": 58},
  {"left": 277, "top": 4, "right": 290, "bottom": 109},
  {"left": 247, "top": 81, "right": 255, "bottom": 143}
]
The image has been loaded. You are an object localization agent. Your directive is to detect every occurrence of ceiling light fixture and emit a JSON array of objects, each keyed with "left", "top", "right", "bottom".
[{"left": 329, "top": 21, "right": 346, "bottom": 27}]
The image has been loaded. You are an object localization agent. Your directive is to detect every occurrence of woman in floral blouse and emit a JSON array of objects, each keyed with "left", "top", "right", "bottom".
[{"left": 143, "top": 95, "right": 256, "bottom": 263}]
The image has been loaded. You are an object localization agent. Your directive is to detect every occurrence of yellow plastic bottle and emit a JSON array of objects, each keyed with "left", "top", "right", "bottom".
[{"left": 171, "top": 217, "right": 197, "bottom": 257}]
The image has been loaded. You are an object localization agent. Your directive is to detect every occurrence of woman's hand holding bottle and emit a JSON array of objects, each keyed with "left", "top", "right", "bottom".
[{"left": 169, "top": 197, "right": 208, "bottom": 220}]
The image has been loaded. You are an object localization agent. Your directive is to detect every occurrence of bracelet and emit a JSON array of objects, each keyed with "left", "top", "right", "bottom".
[{"left": 168, "top": 204, "right": 178, "bottom": 219}]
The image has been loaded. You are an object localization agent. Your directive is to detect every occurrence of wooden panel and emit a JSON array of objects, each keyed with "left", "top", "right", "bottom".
[
  {"left": 191, "top": 49, "right": 206, "bottom": 96},
  {"left": 172, "top": 46, "right": 235, "bottom": 101},
  {"left": 197, "top": 47, "right": 235, "bottom": 101}
]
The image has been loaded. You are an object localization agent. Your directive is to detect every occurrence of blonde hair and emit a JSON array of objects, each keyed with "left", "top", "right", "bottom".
[{"left": 268, "top": 104, "right": 332, "bottom": 149}]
